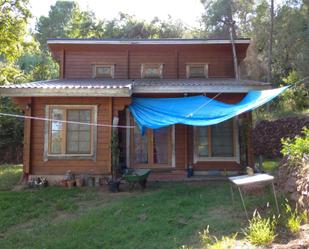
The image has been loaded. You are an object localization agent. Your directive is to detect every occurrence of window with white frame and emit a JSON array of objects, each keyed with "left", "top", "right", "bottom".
[
  {"left": 141, "top": 63, "right": 163, "bottom": 79},
  {"left": 45, "top": 105, "right": 97, "bottom": 158},
  {"left": 194, "top": 119, "right": 237, "bottom": 161},
  {"left": 93, "top": 64, "right": 114, "bottom": 78},
  {"left": 186, "top": 64, "right": 208, "bottom": 78}
]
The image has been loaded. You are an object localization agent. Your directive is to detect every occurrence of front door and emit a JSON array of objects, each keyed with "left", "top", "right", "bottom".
[{"left": 130, "top": 123, "right": 172, "bottom": 168}]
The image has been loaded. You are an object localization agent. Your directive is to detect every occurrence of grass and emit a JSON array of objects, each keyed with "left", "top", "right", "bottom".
[{"left": 0, "top": 165, "right": 283, "bottom": 249}]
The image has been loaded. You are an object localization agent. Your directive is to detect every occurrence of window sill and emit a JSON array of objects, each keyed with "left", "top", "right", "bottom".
[
  {"left": 44, "top": 154, "right": 96, "bottom": 161},
  {"left": 194, "top": 157, "right": 238, "bottom": 163}
]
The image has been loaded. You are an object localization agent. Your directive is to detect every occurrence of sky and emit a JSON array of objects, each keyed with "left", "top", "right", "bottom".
[{"left": 28, "top": 0, "right": 205, "bottom": 30}]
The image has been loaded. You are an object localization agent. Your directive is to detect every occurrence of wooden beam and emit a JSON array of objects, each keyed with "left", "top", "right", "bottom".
[
  {"left": 127, "top": 49, "right": 130, "bottom": 79},
  {"left": 184, "top": 125, "right": 188, "bottom": 168},
  {"left": 23, "top": 97, "right": 32, "bottom": 174},
  {"left": 108, "top": 97, "right": 113, "bottom": 174},
  {"left": 175, "top": 49, "right": 179, "bottom": 79},
  {"left": 60, "top": 49, "right": 65, "bottom": 79},
  {"left": 247, "top": 112, "right": 254, "bottom": 168}
]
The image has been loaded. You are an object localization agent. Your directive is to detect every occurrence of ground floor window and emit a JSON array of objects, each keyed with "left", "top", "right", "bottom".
[
  {"left": 131, "top": 120, "right": 173, "bottom": 167},
  {"left": 194, "top": 119, "right": 238, "bottom": 162},
  {"left": 45, "top": 105, "right": 97, "bottom": 159}
]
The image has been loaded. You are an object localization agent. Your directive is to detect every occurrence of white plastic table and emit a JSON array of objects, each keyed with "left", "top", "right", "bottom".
[{"left": 228, "top": 173, "right": 279, "bottom": 219}]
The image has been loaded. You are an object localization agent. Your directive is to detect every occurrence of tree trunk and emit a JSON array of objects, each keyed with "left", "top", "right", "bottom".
[
  {"left": 267, "top": 0, "right": 274, "bottom": 84},
  {"left": 229, "top": 23, "right": 239, "bottom": 80}
]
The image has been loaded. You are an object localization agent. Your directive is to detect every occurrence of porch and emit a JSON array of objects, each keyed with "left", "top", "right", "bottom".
[{"left": 117, "top": 108, "right": 253, "bottom": 174}]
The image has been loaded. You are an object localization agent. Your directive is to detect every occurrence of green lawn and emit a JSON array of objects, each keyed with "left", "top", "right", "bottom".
[{"left": 0, "top": 165, "right": 282, "bottom": 249}]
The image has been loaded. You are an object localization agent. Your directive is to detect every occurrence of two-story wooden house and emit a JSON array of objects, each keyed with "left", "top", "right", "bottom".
[{"left": 0, "top": 38, "right": 272, "bottom": 181}]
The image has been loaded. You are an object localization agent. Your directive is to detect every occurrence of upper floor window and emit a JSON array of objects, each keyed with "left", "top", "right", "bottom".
[
  {"left": 141, "top": 63, "right": 163, "bottom": 79},
  {"left": 186, "top": 64, "right": 208, "bottom": 78},
  {"left": 93, "top": 64, "right": 114, "bottom": 78}
]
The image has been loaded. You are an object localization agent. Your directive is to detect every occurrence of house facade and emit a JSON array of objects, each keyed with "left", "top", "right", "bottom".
[{"left": 0, "top": 39, "right": 271, "bottom": 180}]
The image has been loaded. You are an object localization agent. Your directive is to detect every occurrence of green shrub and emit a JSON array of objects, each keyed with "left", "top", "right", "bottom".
[
  {"left": 244, "top": 210, "right": 277, "bottom": 246},
  {"left": 199, "top": 225, "right": 212, "bottom": 247},
  {"left": 281, "top": 127, "right": 309, "bottom": 164},
  {"left": 199, "top": 225, "right": 237, "bottom": 249},
  {"left": 179, "top": 246, "right": 193, "bottom": 249},
  {"left": 285, "top": 201, "right": 307, "bottom": 234},
  {"left": 210, "top": 235, "right": 237, "bottom": 249}
]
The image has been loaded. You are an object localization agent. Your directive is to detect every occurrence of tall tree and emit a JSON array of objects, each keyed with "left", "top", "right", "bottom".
[
  {"left": 35, "top": 1, "right": 97, "bottom": 49},
  {"left": 200, "top": 0, "right": 254, "bottom": 38},
  {"left": 201, "top": 0, "right": 244, "bottom": 78},
  {"left": 267, "top": 0, "right": 274, "bottom": 83},
  {"left": 0, "top": 0, "right": 31, "bottom": 62}
]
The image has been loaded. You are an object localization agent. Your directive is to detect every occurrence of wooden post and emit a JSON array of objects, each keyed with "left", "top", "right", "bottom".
[
  {"left": 127, "top": 49, "right": 130, "bottom": 79},
  {"left": 175, "top": 49, "right": 179, "bottom": 79},
  {"left": 108, "top": 97, "right": 113, "bottom": 174},
  {"left": 60, "top": 49, "right": 65, "bottom": 79},
  {"left": 247, "top": 112, "right": 254, "bottom": 168},
  {"left": 184, "top": 125, "right": 188, "bottom": 168},
  {"left": 23, "top": 98, "right": 32, "bottom": 174}
]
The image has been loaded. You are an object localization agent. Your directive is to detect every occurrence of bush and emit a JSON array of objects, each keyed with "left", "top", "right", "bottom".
[
  {"left": 284, "top": 201, "right": 307, "bottom": 234},
  {"left": 281, "top": 127, "right": 309, "bottom": 164},
  {"left": 199, "top": 226, "right": 237, "bottom": 249},
  {"left": 253, "top": 117, "right": 309, "bottom": 158},
  {"left": 243, "top": 210, "right": 277, "bottom": 246}
]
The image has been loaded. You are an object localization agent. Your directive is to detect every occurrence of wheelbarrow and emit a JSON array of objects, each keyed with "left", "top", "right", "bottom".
[{"left": 122, "top": 169, "right": 151, "bottom": 191}]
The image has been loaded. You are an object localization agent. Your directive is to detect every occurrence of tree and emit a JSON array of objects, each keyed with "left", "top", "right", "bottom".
[
  {"left": 267, "top": 0, "right": 274, "bottom": 84},
  {"left": 200, "top": 0, "right": 244, "bottom": 79},
  {"left": 35, "top": 1, "right": 98, "bottom": 49},
  {"left": 200, "top": 0, "right": 254, "bottom": 38},
  {"left": 0, "top": 0, "right": 31, "bottom": 62}
]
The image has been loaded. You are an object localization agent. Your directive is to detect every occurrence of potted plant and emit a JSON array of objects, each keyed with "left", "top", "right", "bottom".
[{"left": 108, "top": 124, "right": 121, "bottom": 192}]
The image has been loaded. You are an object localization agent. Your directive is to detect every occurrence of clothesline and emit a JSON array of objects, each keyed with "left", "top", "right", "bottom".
[{"left": 0, "top": 112, "right": 136, "bottom": 129}]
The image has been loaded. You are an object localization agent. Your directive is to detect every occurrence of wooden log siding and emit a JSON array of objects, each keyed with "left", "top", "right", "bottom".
[
  {"left": 49, "top": 44, "right": 248, "bottom": 79},
  {"left": 27, "top": 97, "right": 130, "bottom": 175}
]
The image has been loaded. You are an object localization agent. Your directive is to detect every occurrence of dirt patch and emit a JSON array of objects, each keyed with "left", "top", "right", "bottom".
[{"left": 271, "top": 225, "right": 309, "bottom": 249}]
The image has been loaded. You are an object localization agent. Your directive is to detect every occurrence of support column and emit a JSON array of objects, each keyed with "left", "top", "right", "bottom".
[
  {"left": 247, "top": 112, "right": 254, "bottom": 168},
  {"left": 23, "top": 98, "right": 32, "bottom": 174}
]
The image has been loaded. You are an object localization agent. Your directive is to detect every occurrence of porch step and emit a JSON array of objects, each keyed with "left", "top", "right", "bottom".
[
  {"left": 148, "top": 170, "right": 238, "bottom": 182},
  {"left": 148, "top": 170, "right": 187, "bottom": 182}
]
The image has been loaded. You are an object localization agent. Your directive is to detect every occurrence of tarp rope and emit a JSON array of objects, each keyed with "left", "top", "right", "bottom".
[{"left": 0, "top": 112, "right": 136, "bottom": 129}]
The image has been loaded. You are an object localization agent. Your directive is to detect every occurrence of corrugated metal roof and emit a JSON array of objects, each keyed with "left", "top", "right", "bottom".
[
  {"left": 133, "top": 78, "right": 270, "bottom": 87},
  {"left": 47, "top": 38, "right": 251, "bottom": 45},
  {"left": 1, "top": 79, "right": 132, "bottom": 89},
  {"left": 0, "top": 78, "right": 271, "bottom": 96}
]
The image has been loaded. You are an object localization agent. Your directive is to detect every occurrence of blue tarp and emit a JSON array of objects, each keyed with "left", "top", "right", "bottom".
[{"left": 129, "top": 86, "right": 289, "bottom": 133}]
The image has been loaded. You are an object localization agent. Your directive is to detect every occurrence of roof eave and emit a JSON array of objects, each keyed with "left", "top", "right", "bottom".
[
  {"left": 133, "top": 85, "right": 272, "bottom": 93},
  {"left": 0, "top": 88, "right": 132, "bottom": 97},
  {"left": 47, "top": 39, "right": 251, "bottom": 45}
]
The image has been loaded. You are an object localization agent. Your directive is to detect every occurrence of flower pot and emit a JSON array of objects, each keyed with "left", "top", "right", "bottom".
[
  {"left": 108, "top": 181, "right": 120, "bottom": 192},
  {"left": 59, "top": 180, "right": 68, "bottom": 187},
  {"left": 76, "top": 178, "right": 84, "bottom": 187},
  {"left": 187, "top": 167, "right": 194, "bottom": 177},
  {"left": 67, "top": 180, "right": 75, "bottom": 188},
  {"left": 87, "top": 176, "right": 95, "bottom": 187}
]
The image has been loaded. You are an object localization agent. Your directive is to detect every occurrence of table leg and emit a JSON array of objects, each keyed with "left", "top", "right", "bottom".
[
  {"left": 230, "top": 183, "right": 234, "bottom": 205},
  {"left": 272, "top": 181, "right": 280, "bottom": 214},
  {"left": 238, "top": 186, "right": 249, "bottom": 220}
]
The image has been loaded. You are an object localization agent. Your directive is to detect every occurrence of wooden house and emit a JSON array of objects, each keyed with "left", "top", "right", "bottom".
[{"left": 0, "top": 38, "right": 271, "bottom": 181}]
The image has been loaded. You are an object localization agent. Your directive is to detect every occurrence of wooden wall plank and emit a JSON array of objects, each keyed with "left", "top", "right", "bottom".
[{"left": 48, "top": 44, "right": 248, "bottom": 79}]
